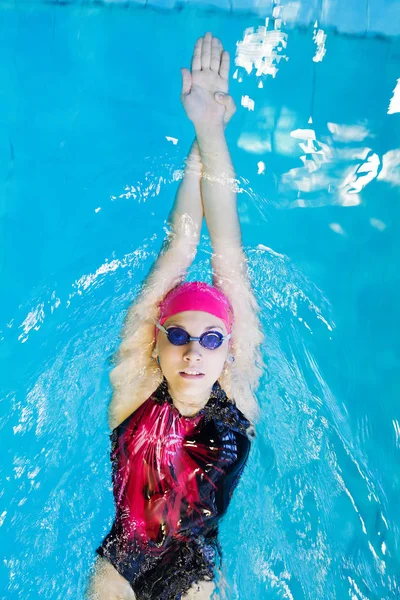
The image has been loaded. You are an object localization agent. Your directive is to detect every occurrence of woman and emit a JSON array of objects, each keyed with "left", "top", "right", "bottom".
[{"left": 87, "top": 32, "right": 264, "bottom": 600}]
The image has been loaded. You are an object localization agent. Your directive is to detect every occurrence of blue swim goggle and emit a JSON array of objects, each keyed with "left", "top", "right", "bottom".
[{"left": 156, "top": 323, "right": 231, "bottom": 350}]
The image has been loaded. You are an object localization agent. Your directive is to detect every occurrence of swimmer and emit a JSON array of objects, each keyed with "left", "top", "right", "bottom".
[{"left": 86, "top": 32, "right": 264, "bottom": 600}]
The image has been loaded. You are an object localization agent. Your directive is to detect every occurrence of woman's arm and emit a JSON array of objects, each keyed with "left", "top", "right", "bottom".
[
  {"left": 135, "top": 137, "right": 204, "bottom": 304},
  {"left": 196, "top": 124, "right": 240, "bottom": 250}
]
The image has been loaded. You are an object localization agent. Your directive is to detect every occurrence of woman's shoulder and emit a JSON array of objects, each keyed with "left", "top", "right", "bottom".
[
  {"left": 108, "top": 368, "right": 163, "bottom": 431},
  {"left": 110, "top": 387, "right": 162, "bottom": 439},
  {"left": 110, "top": 397, "right": 149, "bottom": 438}
]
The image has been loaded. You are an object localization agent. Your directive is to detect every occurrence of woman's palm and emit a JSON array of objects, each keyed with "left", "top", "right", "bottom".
[
  {"left": 191, "top": 68, "right": 228, "bottom": 96},
  {"left": 181, "top": 33, "right": 231, "bottom": 127}
]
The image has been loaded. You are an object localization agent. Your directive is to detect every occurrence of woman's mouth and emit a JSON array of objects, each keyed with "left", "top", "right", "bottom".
[{"left": 179, "top": 370, "right": 205, "bottom": 379}]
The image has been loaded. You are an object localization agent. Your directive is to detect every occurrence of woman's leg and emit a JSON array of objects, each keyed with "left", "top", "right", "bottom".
[
  {"left": 181, "top": 579, "right": 216, "bottom": 600},
  {"left": 86, "top": 556, "right": 136, "bottom": 600}
]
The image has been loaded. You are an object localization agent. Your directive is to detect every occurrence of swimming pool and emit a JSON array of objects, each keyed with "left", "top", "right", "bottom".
[{"left": 1, "top": 1, "right": 399, "bottom": 598}]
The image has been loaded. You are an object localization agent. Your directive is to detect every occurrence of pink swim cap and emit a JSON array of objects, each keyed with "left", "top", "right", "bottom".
[{"left": 155, "top": 281, "right": 234, "bottom": 340}]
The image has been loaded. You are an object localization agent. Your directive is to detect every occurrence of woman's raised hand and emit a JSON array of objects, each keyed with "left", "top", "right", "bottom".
[{"left": 180, "top": 33, "right": 236, "bottom": 131}]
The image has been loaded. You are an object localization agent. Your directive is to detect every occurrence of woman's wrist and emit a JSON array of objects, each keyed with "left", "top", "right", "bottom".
[
  {"left": 195, "top": 124, "right": 227, "bottom": 158},
  {"left": 194, "top": 122, "right": 225, "bottom": 144},
  {"left": 195, "top": 127, "right": 235, "bottom": 180}
]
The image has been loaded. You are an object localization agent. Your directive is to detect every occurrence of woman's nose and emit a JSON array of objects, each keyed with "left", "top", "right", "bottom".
[{"left": 183, "top": 342, "right": 202, "bottom": 360}]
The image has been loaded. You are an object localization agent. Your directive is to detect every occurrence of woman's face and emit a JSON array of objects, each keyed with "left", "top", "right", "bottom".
[{"left": 156, "top": 310, "right": 230, "bottom": 399}]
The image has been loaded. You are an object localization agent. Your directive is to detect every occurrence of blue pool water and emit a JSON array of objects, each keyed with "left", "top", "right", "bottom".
[{"left": 1, "top": 2, "right": 400, "bottom": 599}]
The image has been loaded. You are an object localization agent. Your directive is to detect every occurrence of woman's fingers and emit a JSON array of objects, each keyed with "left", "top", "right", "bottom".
[
  {"left": 201, "top": 32, "right": 212, "bottom": 70},
  {"left": 192, "top": 37, "right": 202, "bottom": 72},
  {"left": 193, "top": 33, "right": 226, "bottom": 76},
  {"left": 210, "top": 37, "right": 222, "bottom": 72},
  {"left": 220, "top": 50, "right": 230, "bottom": 81}
]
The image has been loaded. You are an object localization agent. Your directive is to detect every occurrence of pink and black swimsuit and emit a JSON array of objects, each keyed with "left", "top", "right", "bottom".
[{"left": 96, "top": 378, "right": 254, "bottom": 599}]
